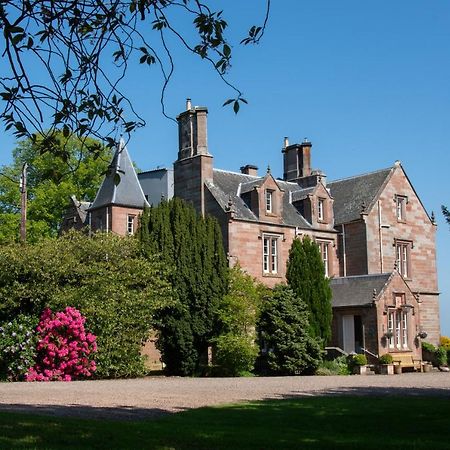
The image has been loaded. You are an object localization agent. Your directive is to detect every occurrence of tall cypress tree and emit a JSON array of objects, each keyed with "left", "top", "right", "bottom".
[
  {"left": 139, "top": 198, "right": 228, "bottom": 375},
  {"left": 286, "top": 236, "right": 332, "bottom": 344}
]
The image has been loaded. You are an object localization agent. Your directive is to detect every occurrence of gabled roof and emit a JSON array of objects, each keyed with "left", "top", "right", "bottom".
[
  {"left": 207, "top": 169, "right": 312, "bottom": 228},
  {"left": 330, "top": 273, "right": 392, "bottom": 308},
  {"left": 291, "top": 186, "right": 316, "bottom": 202},
  {"left": 328, "top": 167, "right": 392, "bottom": 224},
  {"left": 89, "top": 140, "right": 149, "bottom": 211},
  {"left": 69, "top": 195, "right": 91, "bottom": 224}
]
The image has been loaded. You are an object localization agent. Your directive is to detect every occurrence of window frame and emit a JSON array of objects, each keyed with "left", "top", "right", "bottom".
[
  {"left": 387, "top": 308, "right": 409, "bottom": 350},
  {"left": 127, "top": 214, "right": 135, "bottom": 235},
  {"left": 318, "top": 198, "right": 325, "bottom": 222},
  {"left": 265, "top": 189, "right": 273, "bottom": 214},
  {"left": 263, "top": 234, "right": 279, "bottom": 275},
  {"left": 395, "top": 240, "right": 411, "bottom": 279},
  {"left": 395, "top": 195, "right": 407, "bottom": 222},
  {"left": 317, "top": 240, "right": 330, "bottom": 277}
]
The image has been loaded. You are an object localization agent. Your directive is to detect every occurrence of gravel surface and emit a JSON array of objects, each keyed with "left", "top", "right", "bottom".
[{"left": 0, "top": 372, "right": 449, "bottom": 420}]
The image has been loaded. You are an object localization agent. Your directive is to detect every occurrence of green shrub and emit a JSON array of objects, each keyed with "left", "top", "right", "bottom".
[
  {"left": 351, "top": 354, "right": 367, "bottom": 366},
  {"left": 422, "top": 341, "right": 436, "bottom": 353},
  {"left": 316, "top": 356, "right": 350, "bottom": 376},
  {"left": 214, "top": 334, "right": 258, "bottom": 377},
  {"left": 0, "top": 315, "right": 38, "bottom": 381},
  {"left": 0, "top": 231, "right": 174, "bottom": 379},
  {"left": 436, "top": 346, "right": 448, "bottom": 366},
  {"left": 421, "top": 341, "right": 437, "bottom": 365},
  {"left": 379, "top": 354, "right": 393, "bottom": 365}
]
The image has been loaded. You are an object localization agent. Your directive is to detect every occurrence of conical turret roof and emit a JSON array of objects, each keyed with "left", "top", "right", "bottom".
[{"left": 89, "top": 139, "right": 149, "bottom": 210}]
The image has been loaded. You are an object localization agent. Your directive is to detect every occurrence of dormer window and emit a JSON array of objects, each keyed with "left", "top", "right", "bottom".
[
  {"left": 318, "top": 198, "right": 325, "bottom": 221},
  {"left": 265, "top": 189, "right": 273, "bottom": 214}
]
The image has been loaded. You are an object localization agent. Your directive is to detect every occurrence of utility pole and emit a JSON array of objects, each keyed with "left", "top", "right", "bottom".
[{"left": 20, "top": 162, "right": 27, "bottom": 243}]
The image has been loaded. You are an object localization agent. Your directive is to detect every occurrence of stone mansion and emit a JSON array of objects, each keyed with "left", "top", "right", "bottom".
[{"left": 62, "top": 101, "right": 440, "bottom": 361}]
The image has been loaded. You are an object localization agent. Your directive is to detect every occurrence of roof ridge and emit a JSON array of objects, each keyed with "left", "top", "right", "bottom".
[
  {"left": 213, "top": 168, "right": 260, "bottom": 178},
  {"left": 329, "top": 166, "right": 392, "bottom": 184}
]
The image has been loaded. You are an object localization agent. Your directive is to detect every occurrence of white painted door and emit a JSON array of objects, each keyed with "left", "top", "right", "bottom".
[{"left": 342, "top": 315, "right": 355, "bottom": 353}]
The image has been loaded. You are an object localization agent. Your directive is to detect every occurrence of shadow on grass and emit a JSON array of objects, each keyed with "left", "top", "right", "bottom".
[
  {"left": 1, "top": 386, "right": 450, "bottom": 449},
  {"left": 0, "top": 403, "right": 171, "bottom": 421}
]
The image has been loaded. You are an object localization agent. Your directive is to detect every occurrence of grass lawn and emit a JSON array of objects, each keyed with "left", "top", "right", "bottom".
[{"left": 1, "top": 396, "right": 449, "bottom": 449}]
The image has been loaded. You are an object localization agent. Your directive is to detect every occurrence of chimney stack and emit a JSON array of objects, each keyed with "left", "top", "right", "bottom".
[
  {"left": 240, "top": 164, "right": 258, "bottom": 176},
  {"left": 176, "top": 100, "right": 208, "bottom": 160},
  {"left": 282, "top": 138, "right": 313, "bottom": 182}
]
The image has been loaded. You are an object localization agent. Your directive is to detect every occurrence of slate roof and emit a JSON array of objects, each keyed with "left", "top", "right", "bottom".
[
  {"left": 328, "top": 167, "right": 392, "bottom": 224},
  {"left": 89, "top": 140, "right": 149, "bottom": 211},
  {"left": 208, "top": 169, "right": 312, "bottom": 228},
  {"left": 330, "top": 273, "right": 392, "bottom": 308},
  {"left": 70, "top": 195, "right": 91, "bottom": 224},
  {"left": 291, "top": 186, "right": 315, "bottom": 202}
]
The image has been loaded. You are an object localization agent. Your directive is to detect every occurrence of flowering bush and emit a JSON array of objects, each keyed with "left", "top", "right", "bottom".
[
  {"left": 26, "top": 307, "right": 97, "bottom": 382},
  {"left": 0, "top": 315, "right": 38, "bottom": 381}
]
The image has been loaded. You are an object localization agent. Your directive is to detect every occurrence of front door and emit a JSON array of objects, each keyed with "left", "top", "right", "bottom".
[{"left": 342, "top": 315, "right": 355, "bottom": 353}]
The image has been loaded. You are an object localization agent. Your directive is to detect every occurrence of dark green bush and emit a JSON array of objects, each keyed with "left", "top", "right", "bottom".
[
  {"left": 258, "top": 285, "right": 322, "bottom": 375},
  {"left": 421, "top": 341, "right": 436, "bottom": 353},
  {"left": 436, "top": 346, "right": 448, "bottom": 366}
]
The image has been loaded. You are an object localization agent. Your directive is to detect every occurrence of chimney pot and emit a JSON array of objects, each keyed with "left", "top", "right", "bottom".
[
  {"left": 186, "top": 98, "right": 192, "bottom": 110},
  {"left": 284, "top": 137, "right": 289, "bottom": 148}
]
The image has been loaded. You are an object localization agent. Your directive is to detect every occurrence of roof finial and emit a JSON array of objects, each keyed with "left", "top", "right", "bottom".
[
  {"left": 267, "top": 165, "right": 271, "bottom": 174},
  {"left": 431, "top": 211, "right": 436, "bottom": 224}
]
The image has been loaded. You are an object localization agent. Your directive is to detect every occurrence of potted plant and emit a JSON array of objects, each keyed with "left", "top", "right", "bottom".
[
  {"left": 351, "top": 354, "right": 368, "bottom": 375},
  {"left": 378, "top": 353, "right": 394, "bottom": 375}
]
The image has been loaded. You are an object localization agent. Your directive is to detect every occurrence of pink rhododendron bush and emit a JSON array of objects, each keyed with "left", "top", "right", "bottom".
[{"left": 26, "top": 307, "right": 97, "bottom": 382}]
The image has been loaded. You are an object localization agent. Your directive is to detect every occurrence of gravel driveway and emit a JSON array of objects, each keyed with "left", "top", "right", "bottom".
[{"left": 0, "top": 372, "right": 449, "bottom": 420}]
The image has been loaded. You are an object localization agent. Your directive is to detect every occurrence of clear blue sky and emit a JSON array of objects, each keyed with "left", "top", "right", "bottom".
[{"left": 1, "top": 1, "right": 449, "bottom": 335}]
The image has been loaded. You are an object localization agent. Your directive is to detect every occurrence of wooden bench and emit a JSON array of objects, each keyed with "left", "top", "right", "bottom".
[{"left": 392, "top": 353, "right": 423, "bottom": 373}]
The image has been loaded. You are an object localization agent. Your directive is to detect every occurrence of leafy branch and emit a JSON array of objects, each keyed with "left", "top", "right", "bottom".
[{"left": 0, "top": 1, "right": 270, "bottom": 157}]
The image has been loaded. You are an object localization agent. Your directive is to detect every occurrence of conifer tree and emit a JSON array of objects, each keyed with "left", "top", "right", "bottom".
[
  {"left": 139, "top": 198, "right": 228, "bottom": 375},
  {"left": 286, "top": 237, "right": 332, "bottom": 344},
  {"left": 258, "top": 285, "right": 322, "bottom": 375}
]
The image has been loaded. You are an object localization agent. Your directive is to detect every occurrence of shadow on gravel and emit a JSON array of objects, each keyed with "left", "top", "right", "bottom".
[
  {"left": 1, "top": 385, "right": 450, "bottom": 421},
  {"left": 270, "top": 385, "right": 450, "bottom": 401},
  {"left": 0, "top": 403, "right": 173, "bottom": 421}
]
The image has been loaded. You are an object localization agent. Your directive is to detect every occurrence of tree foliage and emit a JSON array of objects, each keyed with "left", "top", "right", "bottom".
[
  {"left": 258, "top": 285, "right": 322, "bottom": 375},
  {"left": 217, "top": 264, "right": 265, "bottom": 336},
  {"left": 214, "top": 264, "right": 266, "bottom": 376},
  {"left": 0, "top": 231, "right": 173, "bottom": 378},
  {"left": 0, "top": 1, "right": 270, "bottom": 152},
  {"left": 0, "top": 132, "right": 111, "bottom": 243},
  {"left": 286, "top": 237, "right": 333, "bottom": 344},
  {"left": 139, "top": 198, "right": 228, "bottom": 376},
  {"left": 443, "top": 205, "right": 450, "bottom": 229}
]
